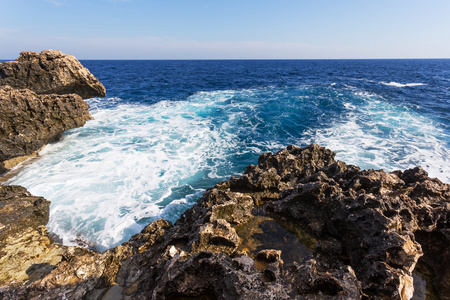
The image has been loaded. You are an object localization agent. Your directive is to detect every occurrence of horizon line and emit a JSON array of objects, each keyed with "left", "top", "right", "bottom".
[
  {"left": 77, "top": 57, "right": 450, "bottom": 61},
  {"left": 1, "top": 57, "right": 450, "bottom": 61}
]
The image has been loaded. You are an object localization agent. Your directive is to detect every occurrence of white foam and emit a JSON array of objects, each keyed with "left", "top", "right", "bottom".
[
  {"left": 379, "top": 82, "right": 426, "bottom": 87},
  {"left": 5, "top": 95, "right": 246, "bottom": 250},
  {"left": 302, "top": 90, "right": 450, "bottom": 183},
  {"left": 5, "top": 90, "right": 285, "bottom": 250},
  {"left": 344, "top": 102, "right": 356, "bottom": 110},
  {"left": 5, "top": 86, "right": 449, "bottom": 251}
]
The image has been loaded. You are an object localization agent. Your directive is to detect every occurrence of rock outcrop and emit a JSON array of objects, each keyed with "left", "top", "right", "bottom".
[
  {"left": 0, "top": 50, "right": 106, "bottom": 99},
  {"left": 0, "top": 185, "right": 50, "bottom": 250},
  {"left": 0, "top": 50, "right": 101, "bottom": 175},
  {"left": 0, "top": 185, "right": 64, "bottom": 286},
  {"left": 0, "top": 86, "right": 92, "bottom": 174},
  {"left": 0, "top": 145, "right": 448, "bottom": 299}
]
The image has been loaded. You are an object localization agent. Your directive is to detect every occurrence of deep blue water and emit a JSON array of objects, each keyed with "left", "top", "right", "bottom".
[{"left": 6, "top": 59, "right": 450, "bottom": 250}]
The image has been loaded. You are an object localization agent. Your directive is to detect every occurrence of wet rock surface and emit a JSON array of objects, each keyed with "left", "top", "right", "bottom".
[
  {"left": 0, "top": 50, "right": 105, "bottom": 99},
  {"left": 0, "top": 145, "right": 449, "bottom": 299}
]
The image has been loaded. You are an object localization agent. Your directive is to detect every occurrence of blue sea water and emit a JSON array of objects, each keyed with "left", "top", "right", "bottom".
[{"left": 5, "top": 59, "right": 450, "bottom": 250}]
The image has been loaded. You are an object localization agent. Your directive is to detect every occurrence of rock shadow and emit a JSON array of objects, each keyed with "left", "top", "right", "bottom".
[{"left": 25, "top": 263, "right": 57, "bottom": 285}]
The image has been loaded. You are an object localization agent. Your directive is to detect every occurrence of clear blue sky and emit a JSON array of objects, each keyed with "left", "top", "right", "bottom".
[{"left": 1, "top": 0, "right": 449, "bottom": 59}]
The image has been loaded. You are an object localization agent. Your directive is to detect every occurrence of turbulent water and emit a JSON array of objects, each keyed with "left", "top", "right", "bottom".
[{"left": 5, "top": 59, "right": 450, "bottom": 250}]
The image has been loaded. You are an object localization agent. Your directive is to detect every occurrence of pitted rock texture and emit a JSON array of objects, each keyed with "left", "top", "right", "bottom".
[
  {"left": 0, "top": 86, "right": 92, "bottom": 168},
  {"left": 0, "top": 185, "right": 50, "bottom": 250},
  {"left": 0, "top": 145, "right": 448, "bottom": 300},
  {"left": 0, "top": 185, "right": 64, "bottom": 288},
  {"left": 0, "top": 50, "right": 105, "bottom": 99}
]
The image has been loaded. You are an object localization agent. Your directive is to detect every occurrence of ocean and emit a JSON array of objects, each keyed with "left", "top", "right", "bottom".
[{"left": 4, "top": 59, "right": 450, "bottom": 251}]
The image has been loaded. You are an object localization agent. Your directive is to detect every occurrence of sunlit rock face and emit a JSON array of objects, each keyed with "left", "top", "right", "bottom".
[
  {"left": 0, "top": 86, "right": 92, "bottom": 174},
  {"left": 0, "top": 50, "right": 105, "bottom": 99},
  {"left": 0, "top": 50, "right": 102, "bottom": 174}
]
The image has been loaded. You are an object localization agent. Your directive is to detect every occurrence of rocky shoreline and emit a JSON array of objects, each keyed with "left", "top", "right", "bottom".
[
  {"left": 0, "top": 50, "right": 105, "bottom": 175},
  {"left": 0, "top": 51, "right": 449, "bottom": 300}
]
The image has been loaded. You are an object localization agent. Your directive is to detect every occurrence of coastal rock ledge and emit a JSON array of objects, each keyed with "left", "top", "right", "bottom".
[
  {"left": 0, "top": 145, "right": 448, "bottom": 300},
  {"left": 0, "top": 50, "right": 102, "bottom": 175},
  {"left": 0, "top": 50, "right": 105, "bottom": 100}
]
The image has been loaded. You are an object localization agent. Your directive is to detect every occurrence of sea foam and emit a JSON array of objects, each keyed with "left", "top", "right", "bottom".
[
  {"left": 379, "top": 82, "right": 426, "bottom": 87},
  {"left": 302, "top": 90, "right": 450, "bottom": 183},
  {"left": 6, "top": 95, "right": 241, "bottom": 250},
  {"left": 5, "top": 84, "right": 449, "bottom": 250}
]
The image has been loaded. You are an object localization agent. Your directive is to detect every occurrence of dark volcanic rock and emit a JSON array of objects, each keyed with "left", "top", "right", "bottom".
[
  {"left": 0, "top": 50, "right": 106, "bottom": 99},
  {"left": 0, "top": 145, "right": 449, "bottom": 300},
  {"left": 0, "top": 85, "right": 92, "bottom": 171}
]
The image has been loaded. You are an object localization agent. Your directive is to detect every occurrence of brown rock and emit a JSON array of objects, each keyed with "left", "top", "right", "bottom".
[
  {"left": 0, "top": 185, "right": 64, "bottom": 288},
  {"left": 0, "top": 226, "right": 64, "bottom": 286},
  {"left": 0, "top": 145, "right": 448, "bottom": 300},
  {"left": 0, "top": 185, "right": 50, "bottom": 250},
  {"left": 0, "top": 50, "right": 106, "bottom": 99},
  {"left": 192, "top": 219, "right": 239, "bottom": 255},
  {"left": 0, "top": 86, "right": 92, "bottom": 172}
]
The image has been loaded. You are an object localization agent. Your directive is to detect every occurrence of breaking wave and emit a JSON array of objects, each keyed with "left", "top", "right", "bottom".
[{"left": 379, "top": 81, "right": 426, "bottom": 87}]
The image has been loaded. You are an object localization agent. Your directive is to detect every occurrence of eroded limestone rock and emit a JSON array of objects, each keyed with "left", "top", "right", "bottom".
[
  {"left": 0, "top": 86, "right": 92, "bottom": 173},
  {"left": 0, "top": 50, "right": 104, "bottom": 175},
  {"left": 1, "top": 145, "right": 449, "bottom": 300},
  {"left": 0, "top": 50, "right": 105, "bottom": 99},
  {"left": 0, "top": 185, "right": 50, "bottom": 250}
]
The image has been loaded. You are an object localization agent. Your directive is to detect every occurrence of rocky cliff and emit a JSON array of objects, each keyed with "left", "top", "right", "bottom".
[
  {"left": 0, "top": 50, "right": 105, "bottom": 100},
  {"left": 1, "top": 145, "right": 448, "bottom": 300},
  {"left": 0, "top": 86, "right": 92, "bottom": 170},
  {"left": 0, "top": 50, "right": 99, "bottom": 175}
]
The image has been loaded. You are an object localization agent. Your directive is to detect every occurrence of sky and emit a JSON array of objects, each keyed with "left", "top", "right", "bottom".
[{"left": 1, "top": 0, "right": 449, "bottom": 59}]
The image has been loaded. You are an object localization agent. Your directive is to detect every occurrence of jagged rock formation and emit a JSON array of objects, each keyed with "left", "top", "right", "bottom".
[
  {"left": 0, "top": 145, "right": 448, "bottom": 299},
  {"left": 0, "top": 86, "right": 92, "bottom": 174},
  {"left": 0, "top": 50, "right": 102, "bottom": 175},
  {"left": 0, "top": 185, "right": 64, "bottom": 286},
  {"left": 0, "top": 185, "right": 50, "bottom": 250},
  {"left": 0, "top": 50, "right": 106, "bottom": 100}
]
